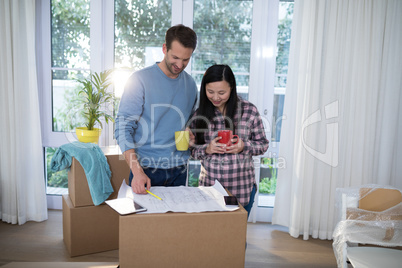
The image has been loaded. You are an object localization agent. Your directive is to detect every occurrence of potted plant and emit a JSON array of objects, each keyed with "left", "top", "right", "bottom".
[{"left": 75, "top": 69, "right": 115, "bottom": 144}]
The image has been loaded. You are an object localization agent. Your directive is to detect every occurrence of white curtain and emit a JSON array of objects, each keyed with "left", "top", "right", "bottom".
[
  {"left": 272, "top": 0, "right": 402, "bottom": 240},
  {"left": 0, "top": 0, "right": 48, "bottom": 224}
]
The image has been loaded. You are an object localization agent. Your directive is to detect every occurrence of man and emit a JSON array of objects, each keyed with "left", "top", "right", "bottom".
[{"left": 115, "top": 24, "right": 198, "bottom": 194}]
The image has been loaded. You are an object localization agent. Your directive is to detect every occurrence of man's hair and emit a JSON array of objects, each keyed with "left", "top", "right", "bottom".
[{"left": 165, "top": 24, "right": 197, "bottom": 51}]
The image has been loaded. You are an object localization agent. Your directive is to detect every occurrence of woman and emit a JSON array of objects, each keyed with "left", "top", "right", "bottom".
[{"left": 189, "top": 64, "right": 269, "bottom": 216}]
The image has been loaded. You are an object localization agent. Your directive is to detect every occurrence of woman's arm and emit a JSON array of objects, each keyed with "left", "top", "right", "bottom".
[{"left": 241, "top": 105, "right": 269, "bottom": 156}]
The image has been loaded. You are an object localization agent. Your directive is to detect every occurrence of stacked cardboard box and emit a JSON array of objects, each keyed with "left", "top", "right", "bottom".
[
  {"left": 62, "top": 147, "right": 248, "bottom": 266},
  {"left": 119, "top": 208, "right": 248, "bottom": 268},
  {"left": 63, "top": 152, "right": 130, "bottom": 257}
]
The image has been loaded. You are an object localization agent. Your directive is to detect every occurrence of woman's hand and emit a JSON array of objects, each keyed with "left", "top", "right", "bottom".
[
  {"left": 205, "top": 136, "right": 244, "bottom": 154},
  {"left": 187, "top": 127, "right": 195, "bottom": 147},
  {"left": 205, "top": 136, "right": 227, "bottom": 154},
  {"left": 225, "top": 136, "right": 244, "bottom": 154}
]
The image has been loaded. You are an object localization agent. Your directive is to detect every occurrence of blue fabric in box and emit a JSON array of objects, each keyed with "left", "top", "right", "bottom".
[{"left": 51, "top": 141, "right": 113, "bottom": 206}]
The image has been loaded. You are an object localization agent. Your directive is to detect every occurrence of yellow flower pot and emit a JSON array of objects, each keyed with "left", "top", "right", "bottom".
[{"left": 75, "top": 127, "right": 102, "bottom": 144}]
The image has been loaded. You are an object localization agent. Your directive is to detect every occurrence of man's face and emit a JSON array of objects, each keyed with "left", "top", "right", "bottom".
[{"left": 162, "top": 40, "right": 193, "bottom": 78}]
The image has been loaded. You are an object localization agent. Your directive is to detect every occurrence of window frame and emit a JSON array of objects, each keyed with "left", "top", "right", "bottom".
[
  {"left": 248, "top": 0, "right": 280, "bottom": 222},
  {"left": 38, "top": 0, "right": 287, "bottom": 222}
]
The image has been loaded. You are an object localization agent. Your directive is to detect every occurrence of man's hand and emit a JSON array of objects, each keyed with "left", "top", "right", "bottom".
[
  {"left": 131, "top": 171, "right": 151, "bottom": 194},
  {"left": 123, "top": 148, "right": 151, "bottom": 194}
]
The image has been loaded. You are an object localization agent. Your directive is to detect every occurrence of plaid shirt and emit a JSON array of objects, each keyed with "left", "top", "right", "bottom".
[{"left": 189, "top": 98, "right": 269, "bottom": 206}]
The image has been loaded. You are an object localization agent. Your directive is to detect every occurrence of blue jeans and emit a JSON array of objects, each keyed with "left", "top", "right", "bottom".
[
  {"left": 243, "top": 184, "right": 257, "bottom": 219},
  {"left": 128, "top": 165, "right": 187, "bottom": 187}
]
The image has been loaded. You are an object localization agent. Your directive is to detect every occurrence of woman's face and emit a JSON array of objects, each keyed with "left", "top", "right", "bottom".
[{"left": 205, "top": 80, "right": 231, "bottom": 113}]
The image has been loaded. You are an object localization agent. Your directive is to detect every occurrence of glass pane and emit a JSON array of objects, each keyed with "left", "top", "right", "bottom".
[
  {"left": 271, "top": 1, "right": 294, "bottom": 142},
  {"left": 271, "top": 93, "right": 285, "bottom": 142},
  {"left": 52, "top": 69, "right": 89, "bottom": 132},
  {"left": 188, "top": 160, "right": 201, "bottom": 187},
  {"left": 51, "top": 0, "right": 90, "bottom": 69},
  {"left": 258, "top": 157, "right": 277, "bottom": 207},
  {"left": 259, "top": 1, "right": 294, "bottom": 207},
  {"left": 114, "top": 0, "right": 172, "bottom": 102},
  {"left": 193, "top": 0, "right": 253, "bottom": 100},
  {"left": 275, "top": 1, "right": 293, "bottom": 87},
  {"left": 114, "top": 0, "right": 172, "bottom": 71},
  {"left": 46, "top": 147, "right": 68, "bottom": 195}
]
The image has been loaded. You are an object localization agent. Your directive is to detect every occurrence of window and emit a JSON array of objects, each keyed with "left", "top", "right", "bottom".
[
  {"left": 257, "top": 1, "right": 293, "bottom": 209},
  {"left": 114, "top": 0, "right": 172, "bottom": 98},
  {"left": 45, "top": 147, "right": 68, "bottom": 195},
  {"left": 187, "top": 0, "right": 254, "bottom": 184},
  {"left": 192, "top": 0, "right": 253, "bottom": 100},
  {"left": 272, "top": 1, "right": 293, "bottom": 143},
  {"left": 51, "top": 0, "right": 90, "bottom": 132},
  {"left": 39, "top": 1, "right": 293, "bottom": 220},
  {"left": 45, "top": 0, "right": 91, "bottom": 195},
  {"left": 44, "top": 0, "right": 173, "bottom": 195}
]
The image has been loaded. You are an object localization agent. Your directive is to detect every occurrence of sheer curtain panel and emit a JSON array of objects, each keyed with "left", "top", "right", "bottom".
[
  {"left": 0, "top": 0, "right": 48, "bottom": 224},
  {"left": 272, "top": 0, "right": 402, "bottom": 240}
]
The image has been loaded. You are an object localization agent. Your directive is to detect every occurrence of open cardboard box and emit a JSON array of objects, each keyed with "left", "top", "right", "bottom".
[
  {"left": 68, "top": 149, "right": 130, "bottom": 207},
  {"left": 62, "top": 194, "right": 119, "bottom": 257},
  {"left": 119, "top": 206, "right": 248, "bottom": 268}
]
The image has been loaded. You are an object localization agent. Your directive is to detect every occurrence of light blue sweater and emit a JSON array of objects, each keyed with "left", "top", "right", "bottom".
[{"left": 115, "top": 63, "right": 198, "bottom": 168}]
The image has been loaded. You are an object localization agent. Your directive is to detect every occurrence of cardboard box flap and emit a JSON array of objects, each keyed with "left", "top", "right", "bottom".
[
  {"left": 68, "top": 153, "right": 130, "bottom": 207},
  {"left": 359, "top": 188, "right": 402, "bottom": 212}
]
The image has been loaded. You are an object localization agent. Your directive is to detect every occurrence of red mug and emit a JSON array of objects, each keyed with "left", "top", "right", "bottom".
[{"left": 217, "top": 130, "right": 239, "bottom": 146}]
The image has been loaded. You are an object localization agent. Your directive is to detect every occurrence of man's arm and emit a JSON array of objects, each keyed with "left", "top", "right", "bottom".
[
  {"left": 123, "top": 149, "right": 151, "bottom": 194},
  {"left": 115, "top": 73, "right": 150, "bottom": 194}
]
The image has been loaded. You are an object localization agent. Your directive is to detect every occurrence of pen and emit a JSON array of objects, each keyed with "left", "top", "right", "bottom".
[{"left": 146, "top": 189, "right": 163, "bottom": 201}]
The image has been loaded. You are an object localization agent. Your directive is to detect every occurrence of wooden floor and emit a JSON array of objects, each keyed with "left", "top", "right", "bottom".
[{"left": 0, "top": 210, "right": 338, "bottom": 268}]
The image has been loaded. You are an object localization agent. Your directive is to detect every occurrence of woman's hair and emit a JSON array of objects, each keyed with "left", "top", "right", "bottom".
[{"left": 194, "top": 64, "right": 239, "bottom": 144}]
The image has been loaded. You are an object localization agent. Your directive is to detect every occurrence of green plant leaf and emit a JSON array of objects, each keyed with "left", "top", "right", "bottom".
[{"left": 75, "top": 69, "right": 115, "bottom": 130}]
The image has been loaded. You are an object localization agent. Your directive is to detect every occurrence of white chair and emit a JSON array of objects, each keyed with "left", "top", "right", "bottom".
[
  {"left": 332, "top": 185, "right": 402, "bottom": 268},
  {"left": 347, "top": 246, "right": 402, "bottom": 268}
]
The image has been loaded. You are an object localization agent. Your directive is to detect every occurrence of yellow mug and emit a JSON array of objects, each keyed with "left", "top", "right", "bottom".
[{"left": 175, "top": 131, "right": 190, "bottom": 151}]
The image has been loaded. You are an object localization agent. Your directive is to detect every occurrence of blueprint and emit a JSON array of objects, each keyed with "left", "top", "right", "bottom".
[{"left": 108, "top": 180, "right": 239, "bottom": 214}]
